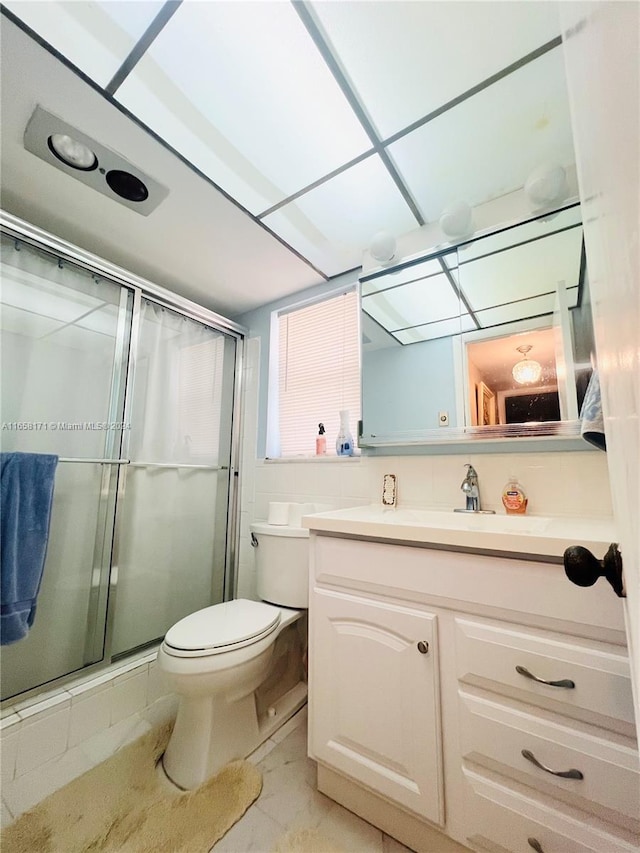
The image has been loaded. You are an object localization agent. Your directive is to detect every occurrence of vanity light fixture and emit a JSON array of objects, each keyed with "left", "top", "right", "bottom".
[
  {"left": 524, "top": 163, "right": 569, "bottom": 210},
  {"left": 439, "top": 201, "right": 475, "bottom": 241},
  {"left": 369, "top": 231, "right": 397, "bottom": 264},
  {"left": 512, "top": 345, "right": 542, "bottom": 385}
]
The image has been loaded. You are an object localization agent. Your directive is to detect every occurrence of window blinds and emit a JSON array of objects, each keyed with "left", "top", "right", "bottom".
[{"left": 278, "top": 290, "right": 360, "bottom": 456}]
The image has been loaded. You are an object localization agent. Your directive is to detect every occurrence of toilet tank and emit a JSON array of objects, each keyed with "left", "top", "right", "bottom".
[{"left": 250, "top": 522, "right": 309, "bottom": 608}]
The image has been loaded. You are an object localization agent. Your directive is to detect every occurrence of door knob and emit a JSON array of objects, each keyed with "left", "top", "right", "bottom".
[{"left": 563, "top": 543, "right": 625, "bottom": 597}]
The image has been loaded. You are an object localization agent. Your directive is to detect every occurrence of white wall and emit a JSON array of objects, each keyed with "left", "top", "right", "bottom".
[{"left": 236, "top": 336, "right": 613, "bottom": 600}]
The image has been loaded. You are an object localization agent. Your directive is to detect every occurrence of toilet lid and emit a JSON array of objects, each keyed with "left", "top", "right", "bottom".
[{"left": 164, "top": 599, "right": 281, "bottom": 653}]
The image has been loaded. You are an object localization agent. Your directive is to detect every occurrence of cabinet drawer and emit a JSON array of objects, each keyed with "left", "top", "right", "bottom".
[
  {"left": 455, "top": 619, "right": 635, "bottom": 730},
  {"left": 459, "top": 690, "right": 640, "bottom": 823},
  {"left": 463, "top": 768, "right": 639, "bottom": 853}
]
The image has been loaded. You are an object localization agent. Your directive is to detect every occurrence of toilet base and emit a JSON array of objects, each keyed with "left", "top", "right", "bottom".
[
  {"left": 161, "top": 616, "right": 308, "bottom": 790},
  {"left": 162, "top": 680, "right": 307, "bottom": 790}
]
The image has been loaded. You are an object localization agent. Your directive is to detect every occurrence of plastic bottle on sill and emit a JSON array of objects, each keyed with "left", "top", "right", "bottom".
[
  {"left": 315, "top": 423, "right": 326, "bottom": 456},
  {"left": 336, "top": 410, "right": 354, "bottom": 457}
]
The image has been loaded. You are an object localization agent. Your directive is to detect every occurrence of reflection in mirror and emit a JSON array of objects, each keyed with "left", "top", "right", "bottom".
[{"left": 360, "top": 203, "right": 595, "bottom": 447}]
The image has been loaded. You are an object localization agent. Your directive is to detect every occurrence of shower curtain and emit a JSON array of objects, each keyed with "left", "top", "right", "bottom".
[{"left": 111, "top": 300, "right": 230, "bottom": 655}]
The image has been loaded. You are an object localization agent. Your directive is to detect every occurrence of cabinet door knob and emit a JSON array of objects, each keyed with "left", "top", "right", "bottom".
[
  {"left": 417, "top": 641, "right": 429, "bottom": 654},
  {"left": 515, "top": 665, "right": 575, "bottom": 689},
  {"left": 521, "top": 749, "right": 584, "bottom": 779},
  {"left": 528, "top": 839, "right": 544, "bottom": 853},
  {"left": 563, "top": 543, "right": 625, "bottom": 597}
]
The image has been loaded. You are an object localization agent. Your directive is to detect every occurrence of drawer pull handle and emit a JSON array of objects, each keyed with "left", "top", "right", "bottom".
[
  {"left": 515, "top": 665, "right": 575, "bottom": 689},
  {"left": 528, "top": 839, "right": 544, "bottom": 853},
  {"left": 417, "top": 641, "right": 429, "bottom": 654},
  {"left": 522, "top": 749, "right": 584, "bottom": 779}
]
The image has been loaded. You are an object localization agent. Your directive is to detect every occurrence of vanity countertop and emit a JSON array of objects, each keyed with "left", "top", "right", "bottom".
[{"left": 302, "top": 505, "right": 617, "bottom": 559}]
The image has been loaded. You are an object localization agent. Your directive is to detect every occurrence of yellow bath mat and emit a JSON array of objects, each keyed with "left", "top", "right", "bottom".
[{"left": 1, "top": 722, "right": 262, "bottom": 853}]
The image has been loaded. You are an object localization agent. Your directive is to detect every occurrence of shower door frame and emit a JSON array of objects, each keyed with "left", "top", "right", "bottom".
[{"left": 0, "top": 211, "right": 246, "bottom": 704}]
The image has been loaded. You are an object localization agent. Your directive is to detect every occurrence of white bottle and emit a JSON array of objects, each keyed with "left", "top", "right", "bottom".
[{"left": 335, "top": 410, "right": 354, "bottom": 456}]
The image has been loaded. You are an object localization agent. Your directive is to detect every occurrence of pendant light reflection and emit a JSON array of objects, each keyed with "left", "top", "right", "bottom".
[{"left": 512, "top": 345, "right": 542, "bottom": 385}]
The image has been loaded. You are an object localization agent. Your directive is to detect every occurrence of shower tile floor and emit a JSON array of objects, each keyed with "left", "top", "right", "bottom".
[{"left": 213, "top": 706, "right": 415, "bottom": 853}]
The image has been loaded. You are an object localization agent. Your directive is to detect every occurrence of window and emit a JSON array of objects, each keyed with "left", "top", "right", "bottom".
[{"left": 275, "top": 290, "right": 360, "bottom": 457}]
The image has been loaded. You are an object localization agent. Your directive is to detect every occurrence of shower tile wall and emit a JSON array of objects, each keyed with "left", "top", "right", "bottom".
[{"left": 236, "top": 337, "right": 613, "bottom": 600}]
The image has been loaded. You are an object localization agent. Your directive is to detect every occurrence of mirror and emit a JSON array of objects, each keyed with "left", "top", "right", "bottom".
[{"left": 360, "top": 204, "right": 595, "bottom": 447}]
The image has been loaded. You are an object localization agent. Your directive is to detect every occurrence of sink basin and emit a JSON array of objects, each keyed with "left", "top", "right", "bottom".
[
  {"left": 302, "top": 504, "right": 616, "bottom": 558},
  {"left": 322, "top": 506, "right": 552, "bottom": 535}
]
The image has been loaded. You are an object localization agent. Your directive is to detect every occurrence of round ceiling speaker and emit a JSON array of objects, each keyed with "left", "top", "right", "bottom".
[
  {"left": 369, "top": 231, "right": 396, "bottom": 264},
  {"left": 105, "top": 170, "right": 149, "bottom": 202},
  {"left": 47, "top": 134, "right": 97, "bottom": 171},
  {"left": 439, "top": 202, "right": 474, "bottom": 240},
  {"left": 524, "top": 164, "right": 568, "bottom": 208}
]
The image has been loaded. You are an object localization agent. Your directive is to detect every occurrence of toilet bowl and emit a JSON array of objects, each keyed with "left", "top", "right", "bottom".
[{"left": 158, "top": 515, "right": 311, "bottom": 790}]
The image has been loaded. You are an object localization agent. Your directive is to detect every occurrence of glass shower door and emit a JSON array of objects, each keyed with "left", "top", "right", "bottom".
[
  {"left": 111, "top": 298, "right": 236, "bottom": 656},
  {"left": 0, "top": 234, "right": 132, "bottom": 700}
]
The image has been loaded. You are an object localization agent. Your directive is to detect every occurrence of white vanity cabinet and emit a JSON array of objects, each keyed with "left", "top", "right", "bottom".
[
  {"left": 311, "top": 589, "right": 443, "bottom": 824},
  {"left": 306, "top": 527, "right": 639, "bottom": 853}
]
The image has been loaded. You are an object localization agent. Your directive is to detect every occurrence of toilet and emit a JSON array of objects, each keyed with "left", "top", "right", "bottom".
[{"left": 158, "top": 514, "right": 310, "bottom": 790}]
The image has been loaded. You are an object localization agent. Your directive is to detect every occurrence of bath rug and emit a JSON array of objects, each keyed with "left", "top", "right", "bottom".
[
  {"left": 1, "top": 722, "right": 262, "bottom": 853},
  {"left": 273, "top": 827, "right": 346, "bottom": 853}
]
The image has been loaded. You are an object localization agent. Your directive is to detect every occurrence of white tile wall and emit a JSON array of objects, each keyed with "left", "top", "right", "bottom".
[
  {"left": 0, "top": 651, "right": 175, "bottom": 823},
  {"left": 237, "top": 337, "right": 613, "bottom": 600}
]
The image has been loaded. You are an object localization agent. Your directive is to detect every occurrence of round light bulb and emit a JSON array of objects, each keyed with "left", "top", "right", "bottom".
[
  {"left": 524, "top": 163, "right": 568, "bottom": 208},
  {"left": 48, "top": 134, "right": 97, "bottom": 171},
  {"left": 369, "top": 231, "right": 396, "bottom": 264},
  {"left": 439, "top": 202, "right": 474, "bottom": 240}
]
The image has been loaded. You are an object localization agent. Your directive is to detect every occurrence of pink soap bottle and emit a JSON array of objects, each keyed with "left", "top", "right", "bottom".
[{"left": 316, "top": 423, "right": 326, "bottom": 456}]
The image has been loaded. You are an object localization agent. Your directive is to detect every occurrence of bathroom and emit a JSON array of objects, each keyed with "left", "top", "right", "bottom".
[{"left": 0, "top": 1, "right": 638, "bottom": 851}]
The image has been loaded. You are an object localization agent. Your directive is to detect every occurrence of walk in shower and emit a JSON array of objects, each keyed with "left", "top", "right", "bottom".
[{"left": 0, "top": 214, "right": 244, "bottom": 702}]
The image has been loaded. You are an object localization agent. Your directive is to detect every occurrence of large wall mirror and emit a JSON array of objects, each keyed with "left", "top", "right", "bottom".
[{"left": 360, "top": 203, "right": 595, "bottom": 448}]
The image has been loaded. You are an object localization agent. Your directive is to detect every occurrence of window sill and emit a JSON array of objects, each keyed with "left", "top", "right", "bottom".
[{"left": 262, "top": 455, "right": 361, "bottom": 464}]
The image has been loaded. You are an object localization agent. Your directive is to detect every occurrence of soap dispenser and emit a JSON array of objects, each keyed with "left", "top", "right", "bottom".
[
  {"left": 335, "top": 410, "right": 354, "bottom": 457},
  {"left": 502, "top": 476, "right": 527, "bottom": 515}
]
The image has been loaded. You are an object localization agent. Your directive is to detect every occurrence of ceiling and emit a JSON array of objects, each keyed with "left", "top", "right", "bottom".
[{"left": 0, "top": 1, "right": 576, "bottom": 318}]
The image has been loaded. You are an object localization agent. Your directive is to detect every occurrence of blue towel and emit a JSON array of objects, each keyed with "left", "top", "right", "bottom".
[
  {"left": 580, "top": 370, "right": 606, "bottom": 451},
  {"left": 1, "top": 452, "right": 58, "bottom": 645}
]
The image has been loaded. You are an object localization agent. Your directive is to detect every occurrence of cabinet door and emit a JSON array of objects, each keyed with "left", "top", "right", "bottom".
[{"left": 309, "top": 589, "right": 443, "bottom": 825}]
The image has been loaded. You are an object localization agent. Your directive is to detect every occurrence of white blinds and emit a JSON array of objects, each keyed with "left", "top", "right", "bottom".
[{"left": 278, "top": 290, "right": 360, "bottom": 456}]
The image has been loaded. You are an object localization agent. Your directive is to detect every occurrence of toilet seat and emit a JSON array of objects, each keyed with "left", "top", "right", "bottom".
[{"left": 163, "top": 599, "right": 281, "bottom": 657}]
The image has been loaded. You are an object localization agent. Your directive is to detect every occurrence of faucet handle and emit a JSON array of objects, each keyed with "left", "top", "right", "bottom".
[{"left": 464, "top": 463, "right": 478, "bottom": 479}]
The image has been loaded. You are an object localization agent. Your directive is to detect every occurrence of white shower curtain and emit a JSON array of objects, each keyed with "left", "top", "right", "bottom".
[
  {"left": 112, "top": 299, "right": 228, "bottom": 655},
  {"left": 128, "top": 300, "right": 224, "bottom": 465}
]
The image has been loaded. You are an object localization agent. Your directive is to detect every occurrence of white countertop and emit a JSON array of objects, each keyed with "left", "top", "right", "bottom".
[{"left": 302, "top": 505, "right": 617, "bottom": 559}]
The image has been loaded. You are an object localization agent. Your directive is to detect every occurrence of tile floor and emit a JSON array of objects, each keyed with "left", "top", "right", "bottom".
[{"left": 214, "top": 706, "right": 414, "bottom": 853}]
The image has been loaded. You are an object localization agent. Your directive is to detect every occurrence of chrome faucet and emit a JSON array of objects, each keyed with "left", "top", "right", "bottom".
[{"left": 454, "top": 464, "right": 495, "bottom": 514}]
